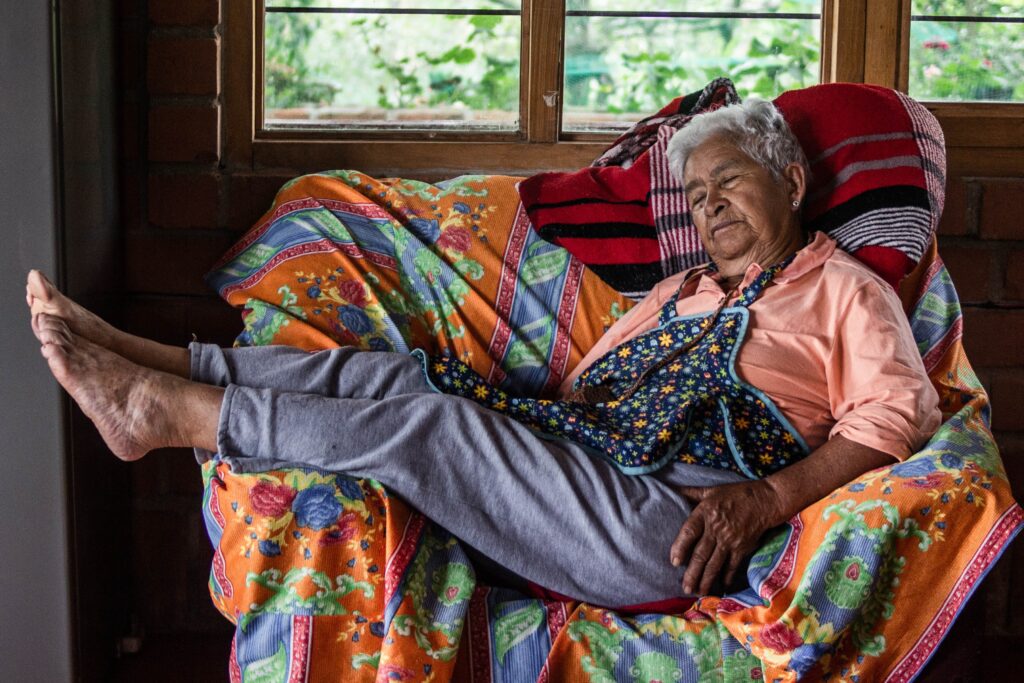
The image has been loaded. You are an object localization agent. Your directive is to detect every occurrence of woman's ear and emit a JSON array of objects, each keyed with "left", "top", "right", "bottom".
[{"left": 783, "top": 162, "right": 807, "bottom": 208}]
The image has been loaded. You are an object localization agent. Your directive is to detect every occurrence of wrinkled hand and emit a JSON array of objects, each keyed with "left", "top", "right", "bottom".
[{"left": 670, "top": 480, "right": 785, "bottom": 595}]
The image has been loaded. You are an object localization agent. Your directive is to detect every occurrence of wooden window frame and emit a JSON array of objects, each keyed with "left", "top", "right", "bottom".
[{"left": 225, "top": 0, "right": 1023, "bottom": 178}]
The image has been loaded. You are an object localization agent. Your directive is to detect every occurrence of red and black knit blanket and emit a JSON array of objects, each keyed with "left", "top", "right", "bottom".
[{"left": 518, "top": 80, "right": 945, "bottom": 297}]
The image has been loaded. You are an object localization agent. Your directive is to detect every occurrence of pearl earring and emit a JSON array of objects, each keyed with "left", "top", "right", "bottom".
[{"left": 792, "top": 200, "right": 800, "bottom": 208}]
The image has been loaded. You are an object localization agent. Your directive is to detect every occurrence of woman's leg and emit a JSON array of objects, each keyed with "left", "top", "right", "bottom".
[
  {"left": 34, "top": 313, "right": 221, "bottom": 459},
  {"left": 190, "top": 343, "right": 432, "bottom": 399},
  {"left": 27, "top": 270, "right": 433, "bottom": 400},
  {"left": 216, "top": 382, "right": 744, "bottom": 607},
  {"left": 35, "top": 312, "right": 746, "bottom": 606}
]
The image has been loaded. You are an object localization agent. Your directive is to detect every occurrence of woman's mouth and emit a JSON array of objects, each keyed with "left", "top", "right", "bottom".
[{"left": 710, "top": 220, "right": 741, "bottom": 237}]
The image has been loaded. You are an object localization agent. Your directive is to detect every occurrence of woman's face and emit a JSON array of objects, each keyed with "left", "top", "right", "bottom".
[{"left": 682, "top": 135, "right": 804, "bottom": 267}]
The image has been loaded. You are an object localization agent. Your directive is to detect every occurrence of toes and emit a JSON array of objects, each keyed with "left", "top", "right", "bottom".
[
  {"left": 27, "top": 270, "right": 54, "bottom": 303},
  {"left": 40, "top": 343, "right": 71, "bottom": 382},
  {"left": 35, "top": 313, "right": 72, "bottom": 346}
]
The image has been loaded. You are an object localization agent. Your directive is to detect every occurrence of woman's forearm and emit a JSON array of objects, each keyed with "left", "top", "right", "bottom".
[{"left": 762, "top": 433, "right": 894, "bottom": 526}]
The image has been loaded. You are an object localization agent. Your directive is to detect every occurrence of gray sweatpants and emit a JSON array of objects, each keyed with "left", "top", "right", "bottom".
[{"left": 191, "top": 343, "right": 745, "bottom": 607}]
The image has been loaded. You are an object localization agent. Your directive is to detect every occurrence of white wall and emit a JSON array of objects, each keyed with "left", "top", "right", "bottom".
[{"left": 0, "top": 1, "right": 73, "bottom": 680}]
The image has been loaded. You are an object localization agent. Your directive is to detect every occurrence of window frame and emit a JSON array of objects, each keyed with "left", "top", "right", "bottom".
[{"left": 225, "top": 0, "right": 1023, "bottom": 178}]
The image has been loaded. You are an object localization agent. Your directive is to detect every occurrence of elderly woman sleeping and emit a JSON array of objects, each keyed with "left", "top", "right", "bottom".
[{"left": 25, "top": 99, "right": 940, "bottom": 608}]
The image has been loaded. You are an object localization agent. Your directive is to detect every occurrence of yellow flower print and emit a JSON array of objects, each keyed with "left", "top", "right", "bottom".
[
  {"left": 783, "top": 433, "right": 795, "bottom": 444},
  {"left": 474, "top": 385, "right": 489, "bottom": 399},
  {"left": 633, "top": 418, "right": 648, "bottom": 429},
  {"left": 493, "top": 399, "right": 507, "bottom": 410},
  {"left": 660, "top": 385, "right": 674, "bottom": 395},
  {"left": 713, "top": 433, "right": 725, "bottom": 445},
  {"left": 709, "top": 343, "right": 721, "bottom": 354},
  {"left": 669, "top": 362, "right": 682, "bottom": 372},
  {"left": 736, "top": 418, "right": 750, "bottom": 429},
  {"left": 657, "top": 429, "right": 671, "bottom": 442},
  {"left": 433, "top": 362, "right": 447, "bottom": 374},
  {"left": 760, "top": 453, "right": 774, "bottom": 464},
  {"left": 607, "top": 400, "right": 622, "bottom": 408},
  {"left": 658, "top": 332, "right": 673, "bottom": 347},
  {"left": 724, "top": 319, "right": 735, "bottom": 328},
  {"left": 680, "top": 453, "right": 696, "bottom": 464}
]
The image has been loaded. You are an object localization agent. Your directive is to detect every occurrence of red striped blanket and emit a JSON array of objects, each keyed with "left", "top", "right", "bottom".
[{"left": 519, "top": 81, "right": 943, "bottom": 297}]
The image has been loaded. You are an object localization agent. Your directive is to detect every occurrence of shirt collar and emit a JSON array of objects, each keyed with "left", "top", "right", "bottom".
[{"left": 693, "top": 231, "right": 836, "bottom": 295}]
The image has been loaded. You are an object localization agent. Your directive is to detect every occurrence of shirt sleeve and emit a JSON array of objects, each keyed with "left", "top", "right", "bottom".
[{"left": 825, "top": 279, "right": 942, "bottom": 460}]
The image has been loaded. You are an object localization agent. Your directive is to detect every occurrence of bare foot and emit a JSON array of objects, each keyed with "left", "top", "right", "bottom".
[
  {"left": 27, "top": 270, "right": 190, "bottom": 378},
  {"left": 35, "top": 313, "right": 221, "bottom": 460}
]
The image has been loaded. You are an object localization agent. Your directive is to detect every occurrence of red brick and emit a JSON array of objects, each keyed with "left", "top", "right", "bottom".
[
  {"left": 938, "top": 177, "right": 974, "bottom": 237},
  {"left": 1004, "top": 250, "right": 1024, "bottom": 302},
  {"left": 148, "top": 105, "right": 220, "bottom": 163},
  {"left": 149, "top": 0, "right": 220, "bottom": 26},
  {"left": 147, "top": 37, "right": 219, "bottom": 95},
  {"left": 998, "top": 433, "right": 1024, "bottom": 508},
  {"left": 125, "top": 230, "right": 235, "bottom": 296},
  {"left": 979, "top": 179, "right": 1024, "bottom": 241},
  {"left": 225, "top": 174, "right": 293, "bottom": 232},
  {"left": 130, "top": 452, "right": 167, "bottom": 498},
  {"left": 186, "top": 296, "right": 247, "bottom": 347},
  {"left": 961, "top": 307, "right": 1024, "bottom": 368},
  {"left": 988, "top": 371, "right": 1024, "bottom": 432},
  {"left": 939, "top": 244, "right": 993, "bottom": 303},
  {"left": 148, "top": 172, "right": 221, "bottom": 229},
  {"left": 167, "top": 451, "right": 206, "bottom": 497},
  {"left": 131, "top": 510, "right": 189, "bottom": 629},
  {"left": 122, "top": 297, "right": 189, "bottom": 345}
]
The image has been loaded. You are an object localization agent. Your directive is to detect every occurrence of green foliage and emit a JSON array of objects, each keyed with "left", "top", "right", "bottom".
[
  {"left": 908, "top": 0, "right": 1024, "bottom": 101},
  {"left": 263, "top": 0, "right": 1023, "bottom": 123}
]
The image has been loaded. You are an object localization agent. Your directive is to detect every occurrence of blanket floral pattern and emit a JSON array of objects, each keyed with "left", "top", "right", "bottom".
[{"left": 202, "top": 173, "right": 1022, "bottom": 682}]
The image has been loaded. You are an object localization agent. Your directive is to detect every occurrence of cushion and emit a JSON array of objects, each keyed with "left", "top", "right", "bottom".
[
  {"left": 519, "top": 81, "right": 946, "bottom": 295},
  {"left": 518, "top": 78, "right": 739, "bottom": 299}
]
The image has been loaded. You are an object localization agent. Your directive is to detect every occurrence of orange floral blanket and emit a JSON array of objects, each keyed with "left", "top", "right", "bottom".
[{"left": 201, "top": 172, "right": 1021, "bottom": 682}]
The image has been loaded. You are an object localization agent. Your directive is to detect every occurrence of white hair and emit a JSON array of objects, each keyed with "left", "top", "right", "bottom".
[{"left": 666, "top": 99, "right": 809, "bottom": 183}]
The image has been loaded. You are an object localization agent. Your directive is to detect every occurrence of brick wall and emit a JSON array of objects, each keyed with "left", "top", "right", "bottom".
[
  {"left": 938, "top": 176, "right": 1024, "bottom": 661},
  {"left": 116, "top": 0, "right": 238, "bottom": 651},
  {"left": 113, "top": 0, "right": 1023, "bottom": 674}
]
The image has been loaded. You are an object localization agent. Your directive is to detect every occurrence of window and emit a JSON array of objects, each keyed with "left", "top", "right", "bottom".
[
  {"left": 562, "top": 1, "right": 821, "bottom": 132},
  {"left": 261, "top": 1, "right": 823, "bottom": 135},
  {"left": 224, "top": 1, "right": 1023, "bottom": 175},
  {"left": 264, "top": 1, "right": 523, "bottom": 131},
  {"left": 908, "top": 0, "right": 1024, "bottom": 102}
]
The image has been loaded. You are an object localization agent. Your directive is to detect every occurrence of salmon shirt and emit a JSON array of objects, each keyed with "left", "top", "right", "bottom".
[{"left": 560, "top": 232, "right": 941, "bottom": 460}]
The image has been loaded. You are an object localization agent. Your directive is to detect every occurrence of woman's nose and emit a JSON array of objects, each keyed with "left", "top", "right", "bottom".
[{"left": 703, "top": 189, "right": 727, "bottom": 216}]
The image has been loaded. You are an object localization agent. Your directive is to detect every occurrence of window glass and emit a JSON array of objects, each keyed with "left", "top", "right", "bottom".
[
  {"left": 909, "top": 0, "right": 1024, "bottom": 102},
  {"left": 563, "top": 0, "right": 821, "bottom": 132},
  {"left": 264, "top": 1, "right": 521, "bottom": 131}
]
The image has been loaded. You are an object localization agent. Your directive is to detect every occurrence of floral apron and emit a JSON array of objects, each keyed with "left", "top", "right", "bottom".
[{"left": 415, "top": 258, "right": 809, "bottom": 479}]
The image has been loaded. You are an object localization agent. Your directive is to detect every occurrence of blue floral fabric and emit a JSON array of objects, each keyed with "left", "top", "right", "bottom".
[{"left": 420, "top": 258, "right": 808, "bottom": 478}]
